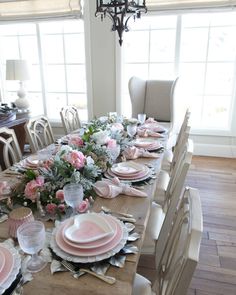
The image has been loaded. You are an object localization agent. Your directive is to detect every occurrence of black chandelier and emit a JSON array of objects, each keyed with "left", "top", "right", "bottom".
[{"left": 95, "top": 0, "right": 147, "bottom": 46}]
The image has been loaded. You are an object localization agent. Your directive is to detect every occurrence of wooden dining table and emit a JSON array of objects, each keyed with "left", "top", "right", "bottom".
[{"left": 0, "top": 153, "right": 163, "bottom": 295}]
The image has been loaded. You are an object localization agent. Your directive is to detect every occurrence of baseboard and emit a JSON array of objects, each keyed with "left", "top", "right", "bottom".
[{"left": 194, "top": 143, "right": 236, "bottom": 158}]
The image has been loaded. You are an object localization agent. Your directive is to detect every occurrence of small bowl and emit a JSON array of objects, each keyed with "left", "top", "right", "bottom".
[{"left": 8, "top": 207, "right": 34, "bottom": 238}]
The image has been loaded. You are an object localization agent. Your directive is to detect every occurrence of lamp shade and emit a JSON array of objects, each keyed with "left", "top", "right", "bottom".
[{"left": 6, "top": 59, "right": 30, "bottom": 81}]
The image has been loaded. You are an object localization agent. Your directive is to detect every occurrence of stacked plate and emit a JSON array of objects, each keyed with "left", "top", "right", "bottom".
[
  {"left": 105, "top": 161, "right": 151, "bottom": 183},
  {"left": 20, "top": 155, "right": 40, "bottom": 169},
  {"left": 133, "top": 138, "right": 163, "bottom": 151},
  {"left": 0, "top": 244, "right": 21, "bottom": 295},
  {"left": 50, "top": 213, "right": 128, "bottom": 263}
]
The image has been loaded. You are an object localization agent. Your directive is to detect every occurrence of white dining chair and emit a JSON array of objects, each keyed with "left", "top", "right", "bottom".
[
  {"left": 24, "top": 116, "right": 55, "bottom": 153},
  {"left": 128, "top": 77, "right": 178, "bottom": 133},
  {"left": 161, "top": 109, "right": 191, "bottom": 173},
  {"left": 133, "top": 187, "right": 203, "bottom": 295},
  {"left": 60, "top": 106, "right": 81, "bottom": 135},
  {"left": 141, "top": 139, "right": 193, "bottom": 255},
  {"left": 0, "top": 127, "right": 22, "bottom": 170}
]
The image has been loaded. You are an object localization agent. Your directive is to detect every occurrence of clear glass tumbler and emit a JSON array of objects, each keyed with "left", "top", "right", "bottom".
[{"left": 63, "top": 183, "right": 84, "bottom": 216}]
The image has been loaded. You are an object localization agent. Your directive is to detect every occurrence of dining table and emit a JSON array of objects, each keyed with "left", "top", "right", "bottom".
[{"left": 0, "top": 126, "right": 166, "bottom": 295}]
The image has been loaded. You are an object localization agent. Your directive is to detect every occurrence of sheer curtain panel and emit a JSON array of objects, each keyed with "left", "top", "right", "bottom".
[
  {"left": 0, "top": 0, "right": 82, "bottom": 21},
  {"left": 147, "top": 0, "right": 236, "bottom": 11}
]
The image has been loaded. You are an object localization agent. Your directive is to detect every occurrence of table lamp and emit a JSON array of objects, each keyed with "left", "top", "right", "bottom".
[{"left": 6, "top": 59, "right": 30, "bottom": 110}]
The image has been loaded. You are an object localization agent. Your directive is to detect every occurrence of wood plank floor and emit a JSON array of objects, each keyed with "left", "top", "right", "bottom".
[{"left": 137, "top": 156, "right": 236, "bottom": 295}]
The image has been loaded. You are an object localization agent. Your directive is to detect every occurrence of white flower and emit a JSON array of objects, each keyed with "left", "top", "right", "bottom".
[
  {"left": 86, "top": 156, "right": 95, "bottom": 166},
  {"left": 92, "top": 130, "right": 110, "bottom": 145}
]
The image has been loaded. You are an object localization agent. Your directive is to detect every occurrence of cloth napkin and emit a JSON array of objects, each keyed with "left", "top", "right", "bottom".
[
  {"left": 93, "top": 177, "right": 147, "bottom": 198},
  {"left": 137, "top": 128, "right": 164, "bottom": 138},
  {"left": 122, "top": 146, "right": 159, "bottom": 160}
]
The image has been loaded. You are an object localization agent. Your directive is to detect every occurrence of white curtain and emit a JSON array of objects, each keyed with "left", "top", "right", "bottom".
[
  {"left": 0, "top": 0, "right": 82, "bottom": 22},
  {"left": 146, "top": 0, "right": 236, "bottom": 11}
]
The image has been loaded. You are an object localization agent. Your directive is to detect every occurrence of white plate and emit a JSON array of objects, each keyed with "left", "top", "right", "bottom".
[
  {"left": 64, "top": 213, "right": 114, "bottom": 244},
  {"left": 0, "top": 243, "right": 21, "bottom": 295}
]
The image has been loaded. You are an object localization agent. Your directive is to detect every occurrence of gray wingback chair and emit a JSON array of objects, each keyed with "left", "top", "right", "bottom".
[{"left": 128, "top": 76, "right": 178, "bottom": 133}]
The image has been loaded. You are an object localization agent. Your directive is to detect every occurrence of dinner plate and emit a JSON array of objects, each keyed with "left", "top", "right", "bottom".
[
  {"left": 55, "top": 215, "right": 123, "bottom": 257},
  {"left": 142, "top": 123, "right": 167, "bottom": 133},
  {"left": 0, "top": 244, "right": 21, "bottom": 295},
  {"left": 107, "top": 165, "right": 150, "bottom": 180},
  {"left": 64, "top": 213, "right": 114, "bottom": 243},
  {"left": 0, "top": 245, "right": 14, "bottom": 285},
  {"left": 133, "top": 138, "right": 163, "bottom": 151},
  {"left": 62, "top": 215, "right": 118, "bottom": 249},
  {"left": 0, "top": 248, "right": 5, "bottom": 273},
  {"left": 26, "top": 155, "right": 39, "bottom": 166},
  {"left": 50, "top": 215, "right": 128, "bottom": 263},
  {"left": 111, "top": 162, "right": 144, "bottom": 176},
  {"left": 104, "top": 169, "right": 152, "bottom": 183}
]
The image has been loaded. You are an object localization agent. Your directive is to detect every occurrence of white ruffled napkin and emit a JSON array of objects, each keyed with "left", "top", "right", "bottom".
[
  {"left": 93, "top": 177, "right": 147, "bottom": 198},
  {"left": 122, "top": 146, "right": 159, "bottom": 160}
]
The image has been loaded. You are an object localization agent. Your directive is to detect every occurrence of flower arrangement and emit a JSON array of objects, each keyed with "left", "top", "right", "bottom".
[{"left": 12, "top": 145, "right": 101, "bottom": 218}]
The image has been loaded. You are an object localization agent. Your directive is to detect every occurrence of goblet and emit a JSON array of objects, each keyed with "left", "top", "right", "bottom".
[
  {"left": 17, "top": 220, "right": 47, "bottom": 273},
  {"left": 63, "top": 183, "right": 84, "bottom": 216},
  {"left": 108, "top": 144, "right": 121, "bottom": 163},
  {"left": 138, "top": 113, "right": 146, "bottom": 125},
  {"left": 127, "top": 124, "right": 137, "bottom": 138}
]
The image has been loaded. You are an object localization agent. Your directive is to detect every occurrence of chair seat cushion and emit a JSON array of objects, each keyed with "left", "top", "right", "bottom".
[
  {"left": 153, "top": 170, "right": 170, "bottom": 205},
  {"left": 141, "top": 202, "right": 165, "bottom": 255},
  {"left": 132, "top": 274, "right": 153, "bottom": 295}
]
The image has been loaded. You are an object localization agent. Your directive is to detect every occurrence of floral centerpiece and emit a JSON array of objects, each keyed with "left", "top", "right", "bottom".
[{"left": 12, "top": 144, "right": 102, "bottom": 218}]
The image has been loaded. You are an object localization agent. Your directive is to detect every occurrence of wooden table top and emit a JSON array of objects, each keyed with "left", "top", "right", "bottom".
[{"left": 0, "top": 156, "right": 162, "bottom": 295}]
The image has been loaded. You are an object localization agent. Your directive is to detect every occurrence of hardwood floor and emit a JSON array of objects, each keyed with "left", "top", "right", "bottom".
[{"left": 137, "top": 156, "right": 236, "bottom": 295}]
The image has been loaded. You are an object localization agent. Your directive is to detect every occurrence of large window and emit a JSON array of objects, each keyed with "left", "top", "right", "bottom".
[
  {"left": 0, "top": 19, "right": 88, "bottom": 122},
  {"left": 121, "top": 11, "right": 236, "bottom": 133}
]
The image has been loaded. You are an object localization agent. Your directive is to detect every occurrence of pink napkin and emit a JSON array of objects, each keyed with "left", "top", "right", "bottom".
[
  {"left": 0, "top": 181, "right": 11, "bottom": 199},
  {"left": 122, "top": 146, "right": 159, "bottom": 160},
  {"left": 137, "top": 128, "right": 164, "bottom": 138},
  {"left": 93, "top": 177, "right": 147, "bottom": 198},
  {"left": 145, "top": 117, "right": 157, "bottom": 123}
]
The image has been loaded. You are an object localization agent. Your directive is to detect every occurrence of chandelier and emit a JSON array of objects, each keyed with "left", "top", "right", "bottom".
[{"left": 95, "top": 0, "right": 147, "bottom": 46}]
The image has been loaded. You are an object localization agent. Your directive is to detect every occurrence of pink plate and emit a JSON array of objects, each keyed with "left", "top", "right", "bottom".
[
  {"left": 0, "top": 245, "right": 14, "bottom": 285},
  {"left": 62, "top": 215, "right": 118, "bottom": 249},
  {"left": 0, "top": 248, "right": 5, "bottom": 273},
  {"left": 107, "top": 167, "right": 150, "bottom": 180},
  {"left": 55, "top": 215, "right": 123, "bottom": 256}
]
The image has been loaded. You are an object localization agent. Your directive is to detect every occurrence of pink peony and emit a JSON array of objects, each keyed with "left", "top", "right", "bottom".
[
  {"left": 77, "top": 199, "right": 89, "bottom": 213},
  {"left": 58, "top": 204, "right": 65, "bottom": 213},
  {"left": 24, "top": 176, "right": 45, "bottom": 202},
  {"left": 68, "top": 135, "right": 84, "bottom": 147},
  {"left": 55, "top": 190, "right": 64, "bottom": 202},
  {"left": 107, "top": 139, "right": 117, "bottom": 148},
  {"left": 46, "top": 203, "right": 57, "bottom": 215},
  {"left": 65, "top": 150, "right": 86, "bottom": 169}
]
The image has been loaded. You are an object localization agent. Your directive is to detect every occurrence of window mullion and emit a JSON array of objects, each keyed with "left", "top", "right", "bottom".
[
  {"left": 36, "top": 23, "right": 47, "bottom": 116},
  {"left": 62, "top": 27, "right": 69, "bottom": 106},
  {"left": 174, "top": 15, "right": 182, "bottom": 76}
]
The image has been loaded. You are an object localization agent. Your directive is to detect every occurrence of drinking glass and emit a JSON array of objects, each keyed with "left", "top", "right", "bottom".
[
  {"left": 138, "top": 113, "right": 146, "bottom": 125},
  {"left": 17, "top": 220, "right": 47, "bottom": 273},
  {"left": 63, "top": 183, "right": 84, "bottom": 216},
  {"left": 127, "top": 124, "right": 137, "bottom": 138},
  {"left": 108, "top": 144, "right": 121, "bottom": 163}
]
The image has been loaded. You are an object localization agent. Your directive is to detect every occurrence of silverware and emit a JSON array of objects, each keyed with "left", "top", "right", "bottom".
[
  {"left": 127, "top": 232, "right": 140, "bottom": 242},
  {"left": 61, "top": 260, "right": 116, "bottom": 285},
  {"left": 125, "top": 222, "right": 135, "bottom": 233},
  {"left": 101, "top": 206, "right": 133, "bottom": 218}
]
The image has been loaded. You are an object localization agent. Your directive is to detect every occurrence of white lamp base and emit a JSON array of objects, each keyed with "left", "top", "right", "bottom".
[{"left": 14, "top": 97, "right": 30, "bottom": 109}]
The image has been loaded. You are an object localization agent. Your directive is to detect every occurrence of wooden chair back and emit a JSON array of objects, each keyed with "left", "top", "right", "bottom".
[
  {"left": 0, "top": 127, "right": 22, "bottom": 170},
  {"left": 24, "top": 116, "right": 55, "bottom": 153},
  {"left": 60, "top": 106, "right": 81, "bottom": 135},
  {"left": 153, "top": 187, "right": 203, "bottom": 295}
]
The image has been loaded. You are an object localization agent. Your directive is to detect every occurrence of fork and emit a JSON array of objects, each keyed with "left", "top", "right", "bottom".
[{"left": 61, "top": 260, "right": 116, "bottom": 285}]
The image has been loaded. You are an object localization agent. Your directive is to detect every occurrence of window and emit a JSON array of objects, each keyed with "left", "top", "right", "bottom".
[
  {"left": 0, "top": 19, "right": 88, "bottom": 122},
  {"left": 121, "top": 11, "right": 236, "bottom": 133}
]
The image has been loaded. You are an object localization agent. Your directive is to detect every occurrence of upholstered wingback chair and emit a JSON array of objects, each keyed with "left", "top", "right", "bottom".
[{"left": 128, "top": 76, "right": 178, "bottom": 132}]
